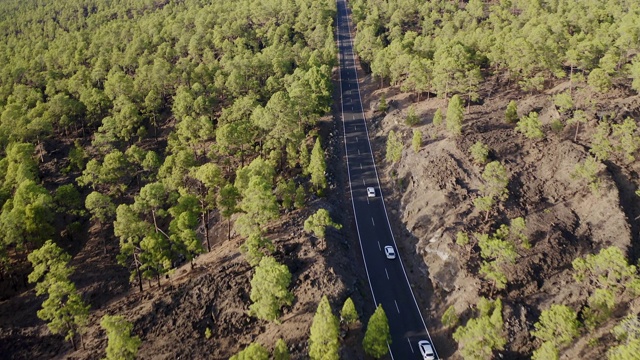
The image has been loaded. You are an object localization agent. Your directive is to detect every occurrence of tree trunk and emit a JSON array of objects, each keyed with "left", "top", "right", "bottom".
[
  {"left": 228, "top": 217, "right": 231, "bottom": 241},
  {"left": 134, "top": 252, "right": 143, "bottom": 293},
  {"left": 203, "top": 210, "right": 211, "bottom": 252},
  {"left": 70, "top": 331, "right": 77, "bottom": 351},
  {"left": 574, "top": 121, "right": 579, "bottom": 142}
]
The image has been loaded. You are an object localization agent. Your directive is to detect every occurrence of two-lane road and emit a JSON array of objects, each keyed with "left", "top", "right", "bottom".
[{"left": 335, "top": 0, "right": 439, "bottom": 359}]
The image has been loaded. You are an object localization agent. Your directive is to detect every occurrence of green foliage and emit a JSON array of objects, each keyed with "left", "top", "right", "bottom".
[
  {"left": 205, "top": 327, "right": 212, "bottom": 340},
  {"left": 405, "top": 106, "right": 419, "bottom": 126},
  {"left": 531, "top": 305, "right": 580, "bottom": 346},
  {"left": 475, "top": 161, "right": 509, "bottom": 220},
  {"left": 456, "top": 231, "right": 470, "bottom": 246},
  {"left": 446, "top": 95, "right": 464, "bottom": 135},
  {"left": 340, "top": 297, "right": 358, "bottom": 325},
  {"left": 386, "top": 130, "right": 403, "bottom": 163},
  {"left": 608, "top": 315, "right": 640, "bottom": 360},
  {"left": 612, "top": 117, "right": 640, "bottom": 163},
  {"left": 476, "top": 225, "right": 518, "bottom": 289},
  {"left": 309, "top": 295, "right": 340, "bottom": 360},
  {"left": 27, "top": 240, "right": 73, "bottom": 295},
  {"left": 590, "top": 121, "right": 613, "bottom": 161},
  {"left": 249, "top": 256, "right": 293, "bottom": 322},
  {"left": 303, "top": 209, "right": 342, "bottom": 239},
  {"left": 363, "top": 305, "right": 391, "bottom": 359},
  {"left": 433, "top": 108, "right": 443, "bottom": 127},
  {"left": 100, "top": 315, "right": 141, "bottom": 360},
  {"left": 441, "top": 305, "right": 459, "bottom": 328},
  {"left": 567, "top": 110, "right": 588, "bottom": 141},
  {"left": 588, "top": 68, "right": 612, "bottom": 93},
  {"left": 54, "top": 184, "right": 84, "bottom": 216},
  {"left": 378, "top": 94, "right": 389, "bottom": 113},
  {"left": 573, "top": 247, "right": 640, "bottom": 327},
  {"left": 553, "top": 91, "right": 574, "bottom": 114},
  {"left": 294, "top": 185, "right": 306, "bottom": 209},
  {"left": 235, "top": 176, "right": 279, "bottom": 238},
  {"left": 411, "top": 129, "right": 422, "bottom": 152},
  {"left": 505, "top": 101, "right": 518, "bottom": 124},
  {"left": 510, "top": 217, "right": 530, "bottom": 249},
  {"left": 532, "top": 341, "right": 559, "bottom": 360},
  {"left": 230, "top": 343, "right": 269, "bottom": 360},
  {"left": 240, "top": 234, "right": 275, "bottom": 267},
  {"left": 469, "top": 141, "right": 489, "bottom": 165},
  {"left": 453, "top": 298, "right": 505, "bottom": 360},
  {"left": 516, "top": 112, "right": 545, "bottom": 139},
  {"left": 67, "top": 140, "right": 87, "bottom": 172},
  {"left": 37, "top": 279, "right": 89, "bottom": 348},
  {"left": 308, "top": 138, "right": 328, "bottom": 192},
  {"left": 0, "top": 179, "right": 55, "bottom": 250},
  {"left": 572, "top": 156, "right": 602, "bottom": 193},
  {"left": 274, "top": 339, "right": 290, "bottom": 360}
]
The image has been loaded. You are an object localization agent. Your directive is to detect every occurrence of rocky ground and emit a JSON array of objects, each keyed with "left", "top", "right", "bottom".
[{"left": 359, "top": 74, "right": 640, "bottom": 358}]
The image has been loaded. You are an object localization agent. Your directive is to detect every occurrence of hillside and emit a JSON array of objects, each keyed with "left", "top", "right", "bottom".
[
  {"left": 350, "top": 0, "right": 640, "bottom": 358},
  {"left": 2, "top": 0, "right": 640, "bottom": 359}
]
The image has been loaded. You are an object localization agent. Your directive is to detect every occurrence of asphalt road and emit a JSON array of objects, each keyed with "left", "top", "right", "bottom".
[{"left": 335, "top": 0, "right": 439, "bottom": 359}]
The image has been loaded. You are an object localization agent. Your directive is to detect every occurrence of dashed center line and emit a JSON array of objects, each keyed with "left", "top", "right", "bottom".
[
  {"left": 360, "top": 163, "right": 362, "bottom": 169},
  {"left": 371, "top": 217, "right": 375, "bottom": 226},
  {"left": 385, "top": 268, "right": 389, "bottom": 279},
  {"left": 407, "top": 339, "right": 414, "bottom": 353},
  {"left": 394, "top": 300, "right": 400, "bottom": 314},
  {"left": 377, "top": 241, "right": 381, "bottom": 250}
]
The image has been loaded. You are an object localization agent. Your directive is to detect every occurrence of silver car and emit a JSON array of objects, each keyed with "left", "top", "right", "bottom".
[{"left": 418, "top": 340, "right": 435, "bottom": 360}]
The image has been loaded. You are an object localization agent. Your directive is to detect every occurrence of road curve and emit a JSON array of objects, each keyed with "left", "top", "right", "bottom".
[{"left": 335, "top": 0, "right": 439, "bottom": 359}]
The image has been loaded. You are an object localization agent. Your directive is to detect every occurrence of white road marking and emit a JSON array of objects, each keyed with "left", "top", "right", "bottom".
[
  {"left": 339, "top": 2, "right": 439, "bottom": 358},
  {"left": 371, "top": 217, "right": 375, "bottom": 226},
  {"left": 358, "top": 149, "right": 360, "bottom": 155},
  {"left": 356, "top": 137, "right": 358, "bottom": 142},
  {"left": 363, "top": 179, "right": 365, "bottom": 186},
  {"left": 385, "top": 268, "right": 389, "bottom": 279},
  {"left": 377, "top": 241, "right": 381, "bottom": 250},
  {"left": 394, "top": 300, "right": 400, "bottom": 314},
  {"left": 360, "top": 163, "right": 362, "bottom": 169},
  {"left": 407, "top": 339, "right": 414, "bottom": 353}
]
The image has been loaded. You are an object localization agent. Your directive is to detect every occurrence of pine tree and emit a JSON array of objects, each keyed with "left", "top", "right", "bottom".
[
  {"left": 441, "top": 305, "right": 459, "bottom": 328},
  {"left": 340, "top": 297, "right": 358, "bottom": 325},
  {"left": 433, "top": 108, "right": 443, "bottom": 127},
  {"left": 590, "top": 121, "right": 612, "bottom": 161},
  {"left": 235, "top": 175, "right": 279, "bottom": 238},
  {"left": 218, "top": 184, "right": 240, "bottom": 241},
  {"left": 37, "top": 279, "right": 89, "bottom": 350},
  {"left": 405, "top": 105, "right": 419, "bottom": 126},
  {"left": 516, "top": 112, "right": 544, "bottom": 139},
  {"left": 249, "top": 256, "right": 293, "bottom": 322},
  {"left": 309, "top": 295, "right": 340, "bottom": 360},
  {"left": 505, "top": 100, "right": 518, "bottom": 124},
  {"left": 386, "top": 130, "right": 403, "bottom": 163},
  {"left": 27, "top": 239, "right": 73, "bottom": 295},
  {"left": 446, "top": 95, "right": 464, "bottom": 135},
  {"left": 230, "top": 343, "right": 269, "bottom": 360},
  {"left": 412, "top": 129, "right": 422, "bottom": 153},
  {"left": 567, "top": 109, "right": 588, "bottom": 142},
  {"left": 240, "top": 234, "right": 274, "bottom": 267},
  {"left": 294, "top": 185, "right": 306, "bottom": 209},
  {"left": 274, "top": 339, "right": 290, "bottom": 360},
  {"left": 303, "top": 209, "right": 342, "bottom": 239},
  {"left": 469, "top": 141, "right": 489, "bottom": 164},
  {"left": 363, "top": 305, "right": 391, "bottom": 358},
  {"left": 453, "top": 298, "right": 506, "bottom": 360},
  {"left": 531, "top": 304, "right": 580, "bottom": 346},
  {"left": 308, "top": 138, "right": 327, "bottom": 192},
  {"left": 101, "top": 315, "right": 141, "bottom": 360}
]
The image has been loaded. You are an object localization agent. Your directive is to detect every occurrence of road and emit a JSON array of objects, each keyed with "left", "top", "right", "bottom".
[{"left": 335, "top": 0, "right": 439, "bottom": 359}]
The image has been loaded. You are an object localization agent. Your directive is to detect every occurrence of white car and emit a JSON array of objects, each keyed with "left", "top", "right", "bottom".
[
  {"left": 418, "top": 340, "right": 435, "bottom": 360},
  {"left": 384, "top": 245, "right": 396, "bottom": 259},
  {"left": 366, "top": 187, "right": 376, "bottom": 197}
]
